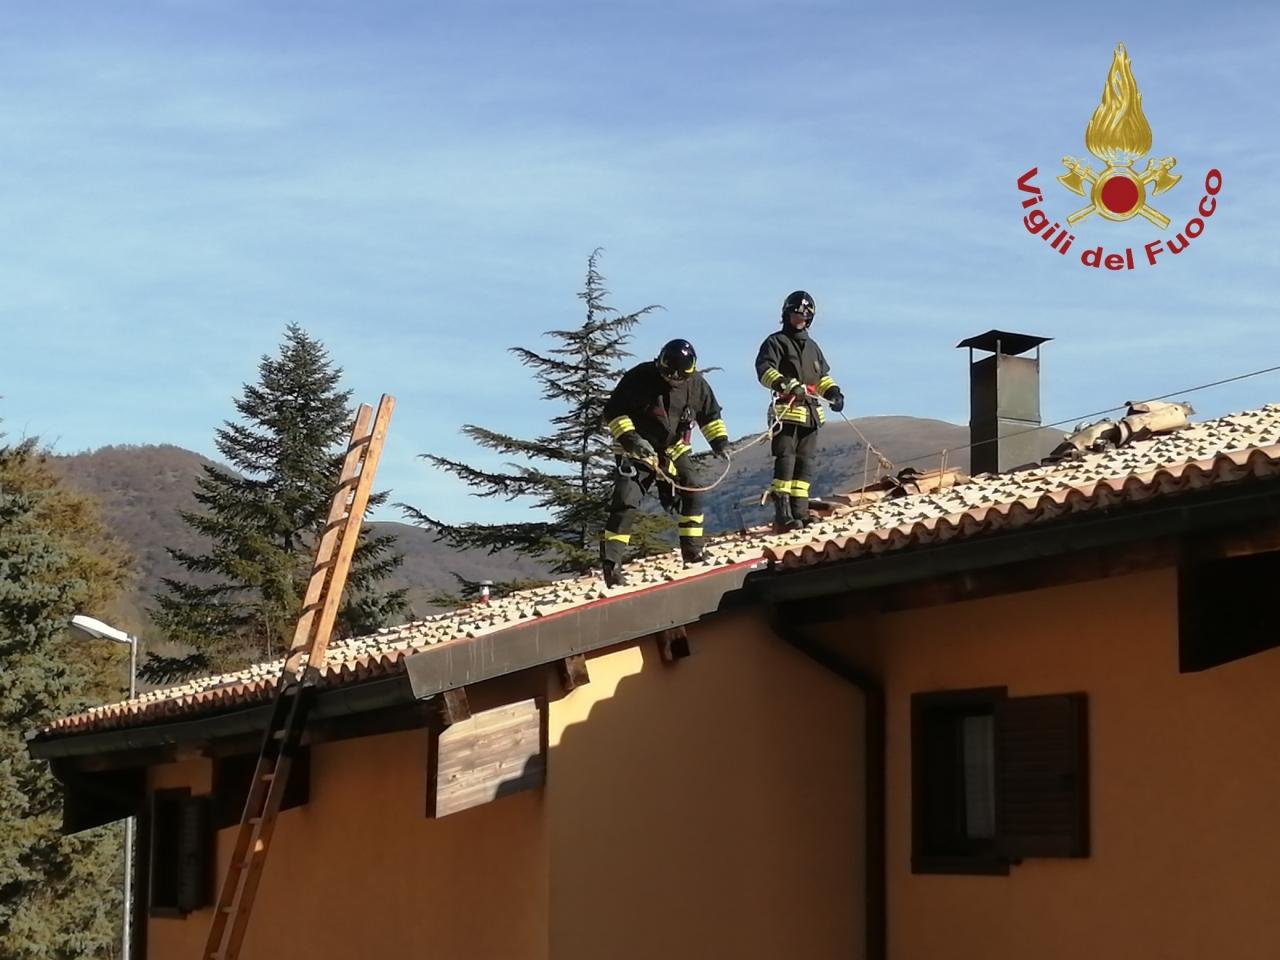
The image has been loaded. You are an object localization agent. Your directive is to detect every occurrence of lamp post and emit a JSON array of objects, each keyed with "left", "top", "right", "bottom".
[{"left": 68, "top": 615, "right": 138, "bottom": 960}]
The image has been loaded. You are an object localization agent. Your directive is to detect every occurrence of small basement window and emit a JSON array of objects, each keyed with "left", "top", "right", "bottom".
[
  {"left": 149, "top": 788, "right": 213, "bottom": 917},
  {"left": 912, "top": 688, "right": 1089, "bottom": 875}
]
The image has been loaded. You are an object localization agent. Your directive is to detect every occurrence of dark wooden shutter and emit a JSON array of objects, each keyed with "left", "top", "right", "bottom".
[
  {"left": 149, "top": 789, "right": 213, "bottom": 916},
  {"left": 994, "top": 693, "right": 1088, "bottom": 859},
  {"left": 1179, "top": 550, "right": 1280, "bottom": 672},
  {"left": 212, "top": 748, "right": 310, "bottom": 829},
  {"left": 175, "top": 795, "right": 213, "bottom": 913},
  {"left": 149, "top": 789, "right": 185, "bottom": 915}
]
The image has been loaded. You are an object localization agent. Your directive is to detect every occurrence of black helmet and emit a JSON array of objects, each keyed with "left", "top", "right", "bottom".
[
  {"left": 782, "top": 290, "right": 816, "bottom": 326},
  {"left": 656, "top": 339, "right": 697, "bottom": 382}
]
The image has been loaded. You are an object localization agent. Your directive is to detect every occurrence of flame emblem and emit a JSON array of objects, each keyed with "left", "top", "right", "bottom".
[{"left": 1057, "top": 44, "right": 1180, "bottom": 229}]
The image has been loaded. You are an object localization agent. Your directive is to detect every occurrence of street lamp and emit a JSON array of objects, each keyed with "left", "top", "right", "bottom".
[{"left": 68, "top": 614, "right": 138, "bottom": 960}]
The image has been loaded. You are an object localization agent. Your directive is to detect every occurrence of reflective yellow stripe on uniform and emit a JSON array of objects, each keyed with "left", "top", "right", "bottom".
[
  {"left": 602, "top": 531, "right": 631, "bottom": 544},
  {"left": 664, "top": 442, "right": 692, "bottom": 462},
  {"left": 678, "top": 514, "right": 704, "bottom": 538},
  {"left": 775, "top": 403, "right": 811, "bottom": 424},
  {"left": 770, "top": 478, "right": 790, "bottom": 493},
  {"left": 608, "top": 416, "right": 636, "bottom": 439},
  {"left": 700, "top": 419, "right": 727, "bottom": 442},
  {"left": 791, "top": 480, "right": 811, "bottom": 497},
  {"left": 817, "top": 376, "right": 836, "bottom": 395},
  {"left": 760, "top": 368, "right": 782, "bottom": 388}
]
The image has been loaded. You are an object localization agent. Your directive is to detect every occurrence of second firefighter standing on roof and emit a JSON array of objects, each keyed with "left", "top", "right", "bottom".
[
  {"left": 756, "top": 290, "right": 845, "bottom": 532},
  {"left": 600, "top": 339, "right": 731, "bottom": 588}
]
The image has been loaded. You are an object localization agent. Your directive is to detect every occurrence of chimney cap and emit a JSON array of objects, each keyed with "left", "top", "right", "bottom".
[{"left": 956, "top": 330, "right": 1052, "bottom": 356}]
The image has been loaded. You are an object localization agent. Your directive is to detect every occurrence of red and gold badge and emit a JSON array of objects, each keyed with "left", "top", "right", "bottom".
[{"left": 1057, "top": 43, "right": 1181, "bottom": 229}]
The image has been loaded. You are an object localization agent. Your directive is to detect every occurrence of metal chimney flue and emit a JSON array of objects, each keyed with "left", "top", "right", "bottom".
[{"left": 957, "top": 330, "right": 1052, "bottom": 475}]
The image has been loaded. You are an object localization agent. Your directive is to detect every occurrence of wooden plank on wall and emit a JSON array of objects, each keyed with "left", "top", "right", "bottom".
[{"left": 427, "top": 697, "right": 546, "bottom": 818}]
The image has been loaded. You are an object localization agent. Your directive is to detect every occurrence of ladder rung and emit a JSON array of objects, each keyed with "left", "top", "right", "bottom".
[{"left": 258, "top": 772, "right": 275, "bottom": 781}]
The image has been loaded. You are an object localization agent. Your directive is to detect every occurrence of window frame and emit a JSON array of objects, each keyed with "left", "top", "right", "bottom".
[
  {"left": 911, "top": 686, "right": 1089, "bottom": 876},
  {"left": 148, "top": 787, "right": 213, "bottom": 918},
  {"left": 911, "top": 686, "right": 1011, "bottom": 876}
]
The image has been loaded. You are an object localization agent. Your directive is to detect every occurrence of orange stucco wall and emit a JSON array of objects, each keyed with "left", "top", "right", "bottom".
[
  {"left": 142, "top": 610, "right": 864, "bottom": 959},
  {"left": 547, "top": 611, "right": 864, "bottom": 959},
  {"left": 146, "top": 730, "right": 548, "bottom": 960},
  {"left": 821, "top": 567, "right": 1280, "bottom": 960}
]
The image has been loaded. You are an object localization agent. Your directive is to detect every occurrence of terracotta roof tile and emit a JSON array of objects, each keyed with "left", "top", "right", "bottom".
[
  {"left": 765, "top": 404, "right": 1280, "bottom": 568},
  {"left": 33, "top": 403, "right": 1280, "bottom": 740}
]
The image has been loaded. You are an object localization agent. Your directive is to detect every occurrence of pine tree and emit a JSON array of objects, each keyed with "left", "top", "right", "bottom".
[
  {"left": 404, "top": 251, "right": 669, "bottom": 587},
  {"left": 146, "top": 325, "right": 407, "bottom": 682},
  {"left": 0, "top": 439, "right": 130, "bottom": 959}
]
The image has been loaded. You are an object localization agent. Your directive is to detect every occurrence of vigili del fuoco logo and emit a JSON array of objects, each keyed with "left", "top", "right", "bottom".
[{"left": 1016, "top": 43, "right": 1222, "bottom": 270}]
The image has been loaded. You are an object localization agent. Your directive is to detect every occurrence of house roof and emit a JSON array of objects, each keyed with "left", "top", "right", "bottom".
[
  {"left": 30, "top": 402, "right": 1280, "bottom": 745},
  {"left": 763, "top": 404, "right": 1280, "bottom": 569}
]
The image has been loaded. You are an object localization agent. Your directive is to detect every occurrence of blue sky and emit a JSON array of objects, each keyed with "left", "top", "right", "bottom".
[{"left": 3, "top": 0, "right": 1278, "bottom": 523}]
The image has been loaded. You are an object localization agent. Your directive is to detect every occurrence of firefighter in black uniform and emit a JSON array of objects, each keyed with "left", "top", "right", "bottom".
[
  {"left": 755, "top": 290, "right": 845, "bottom": 531},
  {"left": 600, "top": 339, "right": 731, "bottom": 587}
]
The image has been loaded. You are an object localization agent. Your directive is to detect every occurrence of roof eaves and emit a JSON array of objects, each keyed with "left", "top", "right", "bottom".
[
  {"left": 764, "top": 444, "right": 1280, "bottom": 570},
  {"left": 750, "top": 451, "right": 1280, "bottom": 605}
]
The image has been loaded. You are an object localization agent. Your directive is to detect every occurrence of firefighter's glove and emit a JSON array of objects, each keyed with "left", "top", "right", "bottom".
[
  {"left": 826, "top": 388, "right": 845, "bottom": 413},
  {"left": 780, "top": 381, "right": 808, "bottom": 400},
  {"left": 622, "top": 433, "right": 656, "bottom": 462},
  {"left": 710, "top": 438, "right": 730, "bottom": 462},
  {"left": 658, "top": 483, "right": 676, "bottom": 511}
]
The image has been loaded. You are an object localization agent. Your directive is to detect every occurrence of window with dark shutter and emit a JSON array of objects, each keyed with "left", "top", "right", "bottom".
[
  {"left": 995, "top": 694, "right": 1088, "bottom": 860},
  {"left": 149, "top": 788, "right": 213, "bottom": 917},
  {"left": 913, "top": 688, "right": 1089, "bottom": 875},
  {"left": 211, "top": 748, "right": 310, "bottom": 830},
  {"left": 1179, "top": 549, "right": 1280, "bottom": 672}
]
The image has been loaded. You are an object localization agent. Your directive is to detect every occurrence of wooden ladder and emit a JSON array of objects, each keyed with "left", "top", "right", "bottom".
[{"left": 202, "top": 395, "right": 395, "bottom": 960}]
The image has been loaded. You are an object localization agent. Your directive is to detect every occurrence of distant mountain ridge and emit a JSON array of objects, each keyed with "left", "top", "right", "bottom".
[
  {"left": 51, "top": 416, "right": 973, "bottom": 636},
  {"left": 702, "top": 415, "right": 971, "bottom": 531},
  {"left": 51, "top": 444, "right": 550, "bottom": 638}
]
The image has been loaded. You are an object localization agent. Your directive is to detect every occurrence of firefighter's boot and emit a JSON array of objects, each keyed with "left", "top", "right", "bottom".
[
  {"left": 772, "top": 493, "right": 802, "bottom": 533},
  {"left": 602, "top": 560, "right": 628, "bottom": 588},
  {"left": 600, "top": 536, "right": 629, "bottom": 588},
  {"left": 680, "top": 538, "right": 710, "bottom": 565},
  {"left": 791, "top": 495, "right": 813, "bottom": 528}
]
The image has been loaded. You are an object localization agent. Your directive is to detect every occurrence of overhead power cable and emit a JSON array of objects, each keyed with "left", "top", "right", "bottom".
[{"left": 885, "top": 361, "right": 1280, "bottom": 472}]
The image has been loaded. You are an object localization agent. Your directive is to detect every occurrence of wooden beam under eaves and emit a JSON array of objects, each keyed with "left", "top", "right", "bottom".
[
  {"left": 557, "top": 654, "right": 590, "bottom": 691},
  {"left": 441, "top": 687, "right": 472, "bottom": 725},
  {"left": 656, "top": 626, "right": 692, "bottom": 663}
]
